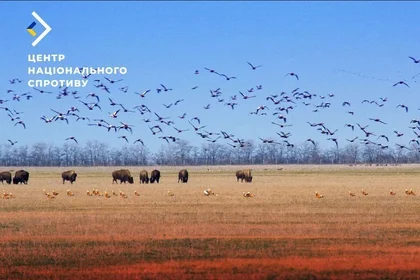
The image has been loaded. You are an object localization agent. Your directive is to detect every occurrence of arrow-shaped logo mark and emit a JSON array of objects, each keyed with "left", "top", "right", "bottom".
[{"left": 28, "top": 11, "right": 52, "bottom": 47}]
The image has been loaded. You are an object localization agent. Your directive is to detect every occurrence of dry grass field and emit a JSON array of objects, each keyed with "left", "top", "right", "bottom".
[{"left": 1, "top": 164, "right": 420, "bottom": 279}]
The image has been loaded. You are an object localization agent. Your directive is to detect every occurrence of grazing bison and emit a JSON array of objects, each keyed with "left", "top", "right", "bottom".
[
  {"left": 139, "top": 170, "right": 149, "bottom": 184},
  {"left": 178, "top": 169, "right": 188, "bottom": 183},
  {"left": 150, "top": 169, "right": 161, "bottom": 183},
  {"left": 112, "top": 169, "right": 134, "bottom": 184},
  {"left": 236, "top": 170, "right": 245, "bottom": 182},
  {"left": 236, "top": 169, "right": 252, "bottom": 183},
  {"left": 243, "top": 169, "right": 253, "bottom": 183},
  {"left": 62, "top": 170, "right": 77, "bottom": 184},
  {"left": 0, "top": 171, "right": 12, "bottom": 184},
  {"left": 13, "top": 170, "right": 29, "bottom": 185}
]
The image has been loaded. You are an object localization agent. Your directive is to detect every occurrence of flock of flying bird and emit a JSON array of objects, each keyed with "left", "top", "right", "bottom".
[{"left": 1, "top": 56, "right": 420, "bottom": 154}]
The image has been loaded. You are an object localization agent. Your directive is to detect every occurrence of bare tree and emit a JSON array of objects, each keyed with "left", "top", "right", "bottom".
[
  {"left": 175, "top": 140, "right": 192, "bottom": 165},
  {"left": 242, "top": 140, "right": 255, "bottom": 164},
  {"left": 30, "top": 142, "right": 48, "bottom": 166},
  {"left": 343, "top": 143, "right": 360, "bottom": 164},
  {"left": 0, "top": 140, "right": 419, "bottom": 167}
]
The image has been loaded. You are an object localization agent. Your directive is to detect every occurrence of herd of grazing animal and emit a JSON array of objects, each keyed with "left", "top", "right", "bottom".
[
  {"left": 1, "top": 168, "right": 418, "bottom": 200},
  {"left": 0, "top": 168, "right": 252, "bottom": 186},
  {"left": 0, "top": 168, "right": 179, "bottom": 185},
  {"left": 0, "top": 170, "right": 29, "bottom": 185}
]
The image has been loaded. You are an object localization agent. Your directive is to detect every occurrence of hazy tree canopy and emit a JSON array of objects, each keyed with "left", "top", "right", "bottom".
[{"left": 0, "top": 140, "right": 417, "bottom": 166}]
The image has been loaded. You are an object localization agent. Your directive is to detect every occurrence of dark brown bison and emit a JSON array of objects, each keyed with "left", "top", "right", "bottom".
[
  {"left": 139, "top": 170, "right": 149, "bottom": 184},
  {"left": 13, "top": 170, "right": 29, "bottom": 185},
  {"left": 150, "top": 169, "right": 161, "bottom": 183},
  {"left": 112, "top": 169, "right": 134, "bottom": 184},
  {"left": 236, "top": 169, "right": 252, "bottom": 183},
  {"left": 236, "top": 170, "right": 245, "bottom": 182},
  {"left": 62, "top": 170, "right": 77, "bottom": 184},
  {"left": 178, "top": 169, "right": 188, "bottom": 183},
  {"left": 0, "top": 171, "right": 12, "bottom": 184},
  {"left": 243, "top": 169, "right": 252, "bottom": 183}
]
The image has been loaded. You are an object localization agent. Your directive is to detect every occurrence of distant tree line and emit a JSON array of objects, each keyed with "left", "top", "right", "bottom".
[{"left": 0, "top": 140, "right": 419, "bottom": 167}]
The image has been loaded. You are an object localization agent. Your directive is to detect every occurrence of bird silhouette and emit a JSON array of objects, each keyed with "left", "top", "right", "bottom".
[
  {"left": 409, "top": 56, "right": 420, "bottom": 63},
  {"left": 105, "top": 77, "right": 123, "bottom": 84},
  {"left": 247, "top": 61, "right": 262, "bottom": 70},
  {"left": 285, "top": 72, "right": 299, "bottom": 80},
  {"left": 133, "top": 139, "right": 144, "bottom": 145},
  {"left": 65, "top": 137, "right": 78, "bottom": 144},
  {"left": 7, "top": 139, "right": 17, "bottom": 146},
  {"left": 393, "top": 81, "right": 410, "bottom": 87}
]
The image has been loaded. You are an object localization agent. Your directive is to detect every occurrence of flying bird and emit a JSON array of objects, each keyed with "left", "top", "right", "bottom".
[
  {"left": 394, "top": 131, "right": 404, "bottom": 137},
  {"left": 104, "top": 77, "right": 123, "bottom": 84},
  {"left": 173, "top": 127, "right": 189, "bottom": 133},
  {"left": 218, "top": 73, "right": 237, "bottom": 80},
  {"left": 160, "top": 84, "right": 173, "bottom": 92},
  {"left": 409, "top": 56, "right": 420, "bottom": 63},
  {"left": 118, "top": 86, "right": 128, "bottom": 93},
  {"left": 7, "top": 140, "right": 17, "bottom": 146},
  {"left": 134, "top": 90, "right": 150, "bottom": 98},
  {"left": 392, "top": 81, "right": 410, "bottom": 88},
  {"left": 346, "top": 137, "right": 358, "bottom": 143},
  {"left": 204, "top": 67, "right": 218, "bottom": 73},
  {"left": 369, "top": 118, "right": 387, "bottom": 125},
  {"left": 188, "top": 121, "right": 206, "bottom": 131},
  {"left": 239, "top": 91, "right": 256, "bottom": 99},
  {"left": 191, "top": 117, "right": 201, "bottom": 124},
  {"left": 108, "top": 98, "right": 120, "bottom": 106},
  {"left": 396, "top": 104, "right": 408, "bottom": 113},
  {"left": 344, "top": 123, "right": 354, "bottom": 131},
  {"left": 79, "top": 100, "right": 101, "bottom": 111},
  {"left": 65, "top": 137, "right": 78, "bottom": 144},
  {"left": 119, "top": 104, "right": 134, "bottom": 113},
  {"left": 327, "top": 138, "right": 339, "bottom": 148},
  {"left": 225, "top": 102, "right": 237, "bottom": 110},
  {"left": 247, "top": 61, "right": 262, "bottom": 70},
  {"left": 109, "top": 109, "right": 120, "bottom": 118},
  {"left": 285, "top": 72, "right": 299, "bottom": 80},
  {"left": 118, "top": 136, "right": 129, "bottom": 143},
  {"left": 255, "top": 105, "right": 269, "bottom": 114},
  {"left": 377, "top": 135, "right": 389, "bottom": 142},
  {"left": 86, "top": 93, "right": 100, "bottom": 102},
  {"left": 174, "top": 99, "right": 184, "bottom": 105},
  {"left": 33, "top": 88, "right": 52, "bottom": 94},
  {"left": 14, "top": 121, "right": 26, "bottom": 129},
  {"left": 306, "top": 139, "right": 316, "bottom": 146},
  {"left": 119, "top": 122, "right": 134, "bottom": 133}
]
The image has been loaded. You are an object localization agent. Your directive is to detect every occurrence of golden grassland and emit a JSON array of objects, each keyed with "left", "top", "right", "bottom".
[{"left": 1, "top": 164, "right": 420, "bottom": 279}]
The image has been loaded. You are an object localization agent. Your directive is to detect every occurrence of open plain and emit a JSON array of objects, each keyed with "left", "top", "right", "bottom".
[{"left": 1, "top": 164, "right": 420, "bottom": 279}]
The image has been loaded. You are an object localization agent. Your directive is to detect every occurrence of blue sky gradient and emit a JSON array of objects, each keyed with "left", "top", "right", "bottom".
[{"left": 0, "top": 2, "right": 419, "bottom": 152}]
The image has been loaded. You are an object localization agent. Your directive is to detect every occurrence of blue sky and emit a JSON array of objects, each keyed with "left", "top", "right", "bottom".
[{"left": 0, "top": 2, "right": 419, "bottom": 153}]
